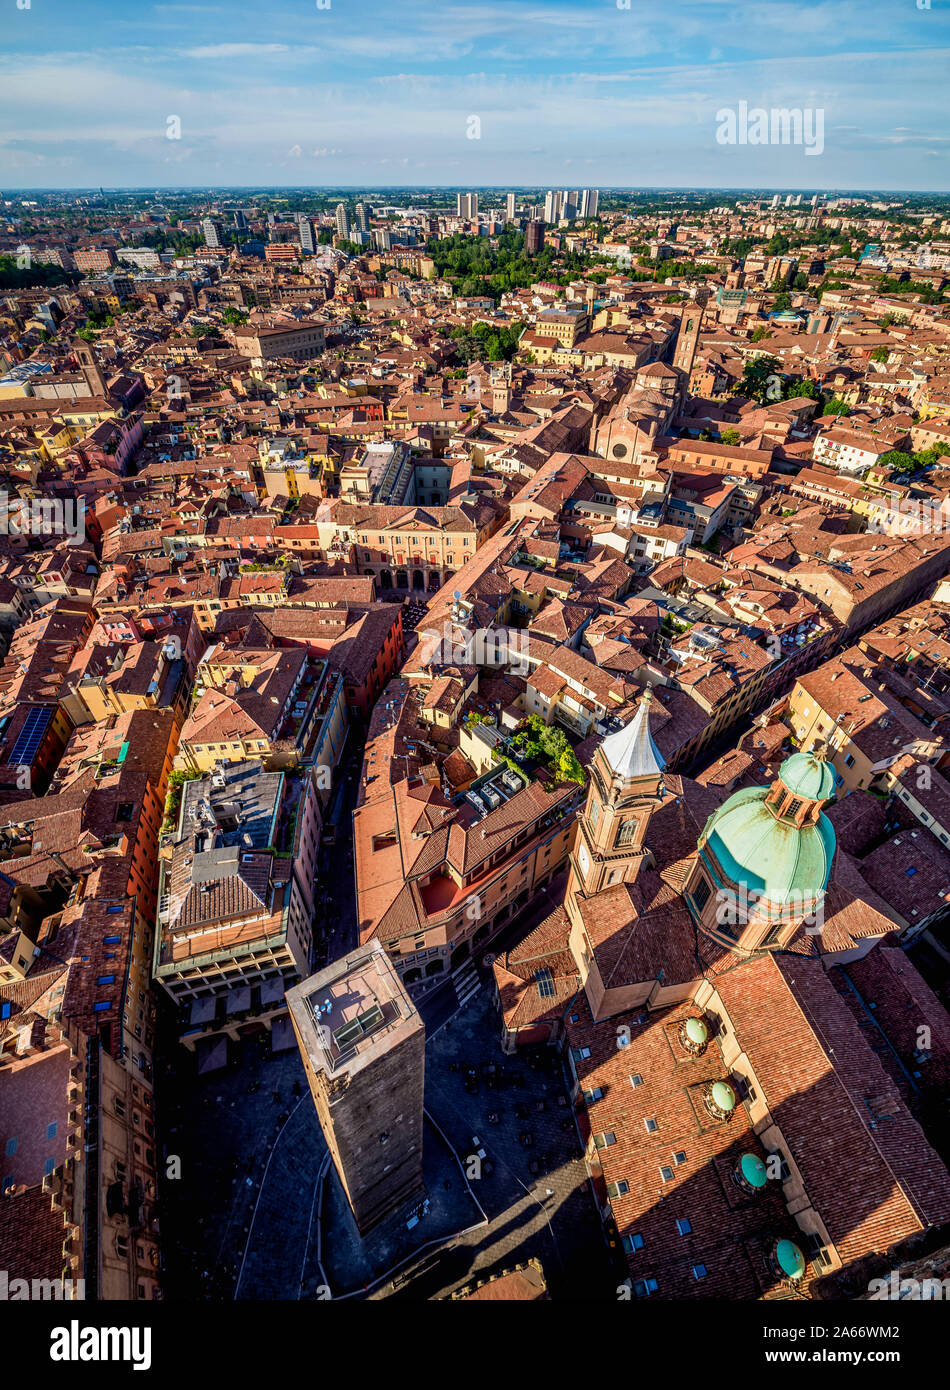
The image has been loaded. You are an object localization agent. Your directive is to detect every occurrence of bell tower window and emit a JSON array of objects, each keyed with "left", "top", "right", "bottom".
[
  {"left": 616, "top": 819, "right": 639, "bottom": 847},
  {"left": 693, "top": 877, "right": 711, "bottom": 912}
]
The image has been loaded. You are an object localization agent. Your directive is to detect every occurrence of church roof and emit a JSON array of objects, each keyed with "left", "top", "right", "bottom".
[
  {"left": 599, "top": 687, "right": 666, "bottom": 780},
  {"left": 700, "top": 784, "right": 835, "bottom": 908}
]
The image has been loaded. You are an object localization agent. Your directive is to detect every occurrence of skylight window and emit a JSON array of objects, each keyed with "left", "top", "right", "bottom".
[{"left": 535, "top": 967, "right": 555, "bottom": 999}]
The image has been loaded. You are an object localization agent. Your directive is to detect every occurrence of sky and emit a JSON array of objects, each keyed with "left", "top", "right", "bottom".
[{"left": 1, "top": 0, "right": 949, "bottom": 191}]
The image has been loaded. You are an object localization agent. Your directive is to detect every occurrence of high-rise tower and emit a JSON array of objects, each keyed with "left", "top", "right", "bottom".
[{"left": 286, "top": 941, "right": 425, "bottom": 1235}]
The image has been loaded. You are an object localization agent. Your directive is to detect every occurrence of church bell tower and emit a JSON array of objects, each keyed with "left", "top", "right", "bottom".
[
  {"left": 566, "top": 688, "right": 666, "bottom": 904},
  {"left": 72, "top": 336, "right": 109, "bottom": 399},
  {"left": 672, "top": 288, "right": 710, "bottom": 382}
]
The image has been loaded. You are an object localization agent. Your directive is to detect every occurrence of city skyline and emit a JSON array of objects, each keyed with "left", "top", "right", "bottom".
[
  {"left": 2, "top": 0, "right": 950, "bottom": 190},
  {"left": 3, "top": 0, "right": 950, "bottom": 1338}
]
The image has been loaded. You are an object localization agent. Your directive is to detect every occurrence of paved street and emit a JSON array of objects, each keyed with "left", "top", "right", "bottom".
[
  {"left": 384, "top": 986, "right": 615, "bottom": 1302},
  {"left": 158, "top": 961, "right": 614, "bottom": 1301},
  {"left": 315, "top": 730, "right": 365, "bottom": 966},
  {"left": 157, "top": 831, "right": 614, "bottom": 1302},
  {"left": 158, "top": 1031, "right": 320, "bottom": 1301}
]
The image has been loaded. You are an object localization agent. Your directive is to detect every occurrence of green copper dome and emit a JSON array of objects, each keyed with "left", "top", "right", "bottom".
[
  {"left": 711, "top": 1081, "right": 736, "bottom": 1112},
  {"left": 739, "top": 1153, "right": 767, "bottom": 1188},
  {"left": 779, "top": 751, "right": 836, "bottom": 804},
  {"left": 684, "top": 1017, "right": 709, "bottom": 1046},
  {"left": 699, "top": 784, "right": 835, "bottom": 910},
  {"left": 775, "top": 1239, "right": 806, "bottom": 1280}
]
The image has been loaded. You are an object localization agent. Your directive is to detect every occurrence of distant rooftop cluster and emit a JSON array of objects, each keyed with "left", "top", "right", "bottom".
[{"left": 2, "top": 185, "right": 950, "bottom": 1303}]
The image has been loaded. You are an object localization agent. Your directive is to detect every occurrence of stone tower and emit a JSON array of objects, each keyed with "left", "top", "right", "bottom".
[
  {"left": 72, "top": 337, "right": 109, "bottom": 399},
  {"left": 566, "top": 687, "right": 666, "bottom": 907},
  {"left": 672, "top": 288, "right": 710, "bottom": 380},
  {"left": 286, "top": 940, "right": 425, "bottom": 1235}
]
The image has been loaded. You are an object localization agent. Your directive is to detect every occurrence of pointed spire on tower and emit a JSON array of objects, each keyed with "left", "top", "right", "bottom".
[{"left": 599, "top": 686, "right": 666, "bottom": 782}]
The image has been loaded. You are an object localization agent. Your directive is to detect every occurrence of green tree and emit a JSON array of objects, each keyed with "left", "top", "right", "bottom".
[
  {"left": 914, "top": 445, "right": 950, "bottom": 470},
  {"left": 784, "top": 378, "right": 818, "bottom": 400},
  {"left": 824, "top": 398, "right": 850, "bottom": 417},
  {"left": 733, "top": 355, "right": 781, "bottom": 403},
  {"left": 879, "top": 449, "right": 916, "bottom": 474},
  {"left": 871, "top": 346, "right": 889, "bottom": 363},
  {"left": 720, "top": 428, "right": 741, "bottom": 446}
]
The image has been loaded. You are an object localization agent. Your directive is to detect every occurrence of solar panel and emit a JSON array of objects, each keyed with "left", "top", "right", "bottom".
[{"left": 8, "top": 707, "right": 52, "bottom": 767}]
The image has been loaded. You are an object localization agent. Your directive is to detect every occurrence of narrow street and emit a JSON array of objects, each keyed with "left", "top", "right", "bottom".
[{"left": 313, "top": 728, "right": 366, "bottom": 967}]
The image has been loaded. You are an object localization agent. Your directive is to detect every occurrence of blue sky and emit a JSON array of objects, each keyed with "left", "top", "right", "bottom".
[{"left": 1, "top": 0, "right": 949, "bottom": 190}]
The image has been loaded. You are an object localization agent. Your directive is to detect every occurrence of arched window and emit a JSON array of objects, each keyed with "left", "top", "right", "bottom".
[{"left": 616, "top": 818, "right": 639, "bottom": 847}]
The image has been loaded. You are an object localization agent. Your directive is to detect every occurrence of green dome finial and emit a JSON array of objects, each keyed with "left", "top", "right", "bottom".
[
  {"left": 711, "top": 1080, "right": 736, "bottom": 1112},
  {"left": 779, "top": 749, "right": 836, "bottom": 804},
  {"left": 684, "top": 1017, "right": 708, "bottom": 1046},
  {"left": 738, "top": 1153, "right": 767, "bottom": 1189},
  {"left": 775, "top": 1239, "right": 806, "bottom": 1280}
]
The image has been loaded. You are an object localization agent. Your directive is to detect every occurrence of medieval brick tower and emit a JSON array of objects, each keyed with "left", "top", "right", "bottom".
[
  {"left": 286, "top": 940, "right": 425, "bottom": 1235},
  {"left": 72, "top": 337, "right": 109, "bottom": 399},
  {"left": 671, "top": 288, "right": 710, "bottom": 384}
]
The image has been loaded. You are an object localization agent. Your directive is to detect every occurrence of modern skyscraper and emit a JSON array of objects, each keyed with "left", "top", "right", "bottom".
[
  {"left": 456, "top": 192, "right": 478, "bottom": 220},
  {"left": 543, "top": 190, "right": 562, "bottom": 225},
  {"left": 201, "top": 218, "right": 224, "bottom": 248},
  {"left": 299, "top": 217, "right": 317, "bottom": 255},
  {"left": 525, "top": 220, "right": 544, "bottom": 255},
  {"left": 506, "top": 192, "right": 516, "bottom": 221},
  {"left": 233, "top": 209, "right": 247, "bottom": 232},
  {"left": 355, "top": 202, "right": 369, "bottom": 234},
  {"left": 286, "top": 941, "right": 425, "bottom": 1235},
  {"left": 335, "top": 202, "right": 350, "bottom": 239}
]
